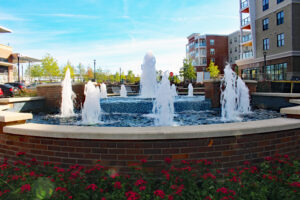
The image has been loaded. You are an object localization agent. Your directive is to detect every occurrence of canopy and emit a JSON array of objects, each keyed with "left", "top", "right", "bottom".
[{"left": 11, "top": 53, "right": 41, "bottom": 63}]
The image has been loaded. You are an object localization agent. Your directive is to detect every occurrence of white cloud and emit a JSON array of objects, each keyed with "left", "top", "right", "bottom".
[{"left": 0, "top": 13, "right": 26, "bottom": 21}]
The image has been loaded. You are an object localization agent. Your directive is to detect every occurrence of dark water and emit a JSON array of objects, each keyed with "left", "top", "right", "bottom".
[{"left": 28, "top": 96, "right": 283, "bottom": 127}]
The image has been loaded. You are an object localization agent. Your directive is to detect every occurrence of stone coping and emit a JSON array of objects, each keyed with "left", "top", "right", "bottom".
[
  {"left": 290, "top": 99, "right": 300, "bottom": 104},
  {"left": 0, "top": 111, "right": 32, "bottom": 122},
  {"left": 4, "top": 118, "right": 300, "bottom": 140},
  {"left": 0, "top": 96, "right": 45, "bottom": 104},
  {"left": 280, "top": 106, "right": 300, "bottom": 115},
  {"left": 244, "top": 80, "right": 258, "bottom": 83},
  {"left": 252, "top": 92, "right": 300, "bottom": 97},
  {"left": 36, "top": 82, "right": 84, "bottom": 87}
]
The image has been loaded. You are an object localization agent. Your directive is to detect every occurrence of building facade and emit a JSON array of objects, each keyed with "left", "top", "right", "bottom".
[
  {"left": 236, "top": 0, "right": 300, "bottom": 80},
  {"left": 186, "top": 33, "right": 228, "bottom": 82},
  {"left": 228, "top": 31, "right": 241, "bottom": 66},
  {"left": 0, "top": 26, "right": 13, "bottom": 83}
]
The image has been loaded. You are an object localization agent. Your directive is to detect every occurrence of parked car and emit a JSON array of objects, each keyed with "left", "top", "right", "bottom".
[
  {"left": 0, "top": 88, "right": 4, "bottom": 98},
  {"left": 0, "top": 84, "right": 14, "bottom": 97},
  {"left": 5, "top": 82, "right": 26, "bottom": 91}
]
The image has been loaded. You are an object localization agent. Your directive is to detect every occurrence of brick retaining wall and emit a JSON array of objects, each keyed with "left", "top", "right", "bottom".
[{"left": 0, "top": 128, "right": 299, "bottom": 174}]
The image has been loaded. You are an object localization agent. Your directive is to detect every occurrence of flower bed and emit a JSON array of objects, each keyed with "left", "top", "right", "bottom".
[{"left": 0, "top": 153, "right": 299, "bottom": 200}]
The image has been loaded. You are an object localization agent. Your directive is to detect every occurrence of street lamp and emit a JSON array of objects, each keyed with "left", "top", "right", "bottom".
[
  {"left": 17, "top": 54, "right": 20, "bottom": 82},
  {"left": 263, "top": 51, "right": 267, "bottom": 80},
  {"left": 93, "top": 59, "right": 96, "bottom": 82}
]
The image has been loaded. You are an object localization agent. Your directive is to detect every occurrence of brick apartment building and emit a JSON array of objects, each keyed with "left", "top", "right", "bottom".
[
  {"left": 236, "top": 0, "right": 300, "bottom": 80},
  {"left": 186, "top": 33, "right": 228, "bottom": 82}
]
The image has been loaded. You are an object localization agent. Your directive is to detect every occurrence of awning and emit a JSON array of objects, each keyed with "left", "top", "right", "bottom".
[
  {"left": 10, "top": 53, "right": 41, "bottom": 63},
  {"left": 0, "top": 26, "right": 12, "bottom": 33},
  {"left": 0, "top": 61, "right": 13, "bottom": 67}
]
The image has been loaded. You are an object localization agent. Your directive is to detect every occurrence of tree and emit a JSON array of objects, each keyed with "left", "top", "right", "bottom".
[
  {"left": 180, "top": 59, "right": 196, "bottom": 82},
  {"left": 127, "top": 70, "right": 135, "bottom": 84},
  {"left": 207, "top": 61, "right": 220, "bottom": 79},
  {"left": 121, "top": 72, "right": 126, "bottom": 83},
  {"left": 173, "top": 75, "right": 181, "bottom": 84},
  {"left": 28, "top": 64, "right": 44, "bottom": 81},
  {"left": 41, "top": 54, "right": 60, "bottom": 81},
  {"left": 86, "top": 68, "right": 94, "bottom": 80},
  {"left": 61, "top": 61, "right": 75, "bottom": 79},
  {"left": 115, "top": 72, "right": 120, "bottom": 83},
  {"left": 76, "top": 63, "right": 86, "bottom": 82}
]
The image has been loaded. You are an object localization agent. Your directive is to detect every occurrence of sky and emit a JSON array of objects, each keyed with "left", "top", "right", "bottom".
[{"left": 0, "top": 0, "right": 240, "bottom": 75}]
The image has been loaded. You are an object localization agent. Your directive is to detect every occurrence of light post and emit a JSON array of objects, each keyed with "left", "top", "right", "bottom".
[
  {"left": 93, "top": 59, "right": 96, "bottom": 82},
  {"left": 17, "top": 54, "right": 20, "bottom": 82}
]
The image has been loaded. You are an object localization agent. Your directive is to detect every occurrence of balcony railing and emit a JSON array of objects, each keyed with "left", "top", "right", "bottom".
[
  {"left": 241, "top": 16, "right": 250, "bottom": 26},
  {"left": 242, "top": 34, "right": 252, "bottom": 43},
  {"left": 241, "top": 0, "right": 249, "bottom": 10},
  {"left": 242, "top": 51, "right": 253, "bottom": 59}
]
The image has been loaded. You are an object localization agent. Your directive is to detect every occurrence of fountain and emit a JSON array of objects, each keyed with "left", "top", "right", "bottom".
[
  {"left": 140, "top": 52, "right": 157, "bottom": 98},
  {"left": 152, "top": 72, "right": 174, "bottom": 126},
  {"left": 220, "top": 64, "right": 251, "bottom": 121},
  {"left": 120, "top": 84, "right": 127, "bottom": 97},
  {"left": 81, "top": 81, "right": 101, "bottom": 124},
  {"left": 171, "top": 84, "right": 178, "bottom": 97},
  {"left": 188, "top": 83, "right": 193, "bottom": 97},
  {"left": 60, "top": 68, "right": 75, "bottom": 117},
  {"left": 100, "top": 83, "right": 108, "bottom": 98}
]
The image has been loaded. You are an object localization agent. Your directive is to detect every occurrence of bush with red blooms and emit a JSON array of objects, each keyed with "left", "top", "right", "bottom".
[{"left": 0, "top": 153, "right": 299, "bottom": 199}]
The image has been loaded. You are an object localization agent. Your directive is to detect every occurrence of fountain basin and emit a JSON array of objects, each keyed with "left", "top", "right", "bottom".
[{"left": 1, "top": 116, "right": 300, "bottom": 174}]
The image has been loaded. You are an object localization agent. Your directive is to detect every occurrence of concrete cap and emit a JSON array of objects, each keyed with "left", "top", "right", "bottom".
[
  {"left": 4, "top": 118, "right": 300, "bottom": 140},
  {"left": 280, "top": 106, "right": 300, "bottom": 115},
  {"left": 0, "top": 111, "right": 32, "bottom": 122},
  {"left": 0, "top": 97, "right": 45, "bottom": 104}
]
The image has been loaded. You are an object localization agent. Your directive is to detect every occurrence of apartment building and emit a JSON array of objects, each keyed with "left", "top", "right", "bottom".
[
  {"left": 228, "top": 31, "right": 241, "bottom": 66},
  {"left": 0, "top": 26, "right": 13, "bottom": 83},
  {"left": 186, "top": 33, "right": 228, "bottom": 82},
  {"left": 236, "top": 0, "right": 300, "bottom": 80}
]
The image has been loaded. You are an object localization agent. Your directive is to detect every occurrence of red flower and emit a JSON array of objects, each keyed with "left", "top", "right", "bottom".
[
  {"left": 135, "top": 179, "right": 147, "bottom": 186},
  {"left": 164, "top": 157, "right": 172, "bottom": 164},
  {"left": 217, "top": 187, "right": 228, "bottom": 194},
  {"left": 20, "top": 184, "right": 31, "bottom": 193},
  {"left": 139, "top": 186, "right": 146, "bottom": 191},
  {"left": 114, "top": 181, "right": 122, "bottom": 189},
  {"left": 154, "top": 189, "right": 165, "bottom": 199},
  {"left": 243, "top": 161, "right": 250, "bottom": 165},
  {"left": 290, "top": 182, "right": 300, "bottom": 188},
  {"left": 55, "top": 187, "right": 67, "bottom": 192},
  {"left": 101, "top": 198, "right": 106, "bottom": 200},
  {"left": 16, "top": 152, "right": 26, "bottom": 156},
  {"left": 86, "top": 184, "right": 98, "bottom": 191},
  {"left": 140, "top": 159, "right": 147, "bottom": 164},
  {"left": 125, "top": 191, "right": 140, "bottom": 200},
  {"left": 168, "top": 195, "right": 174, "bottom": 200},
  {"left": 205, "top": 197, "right": 212, "bottom": 200}
]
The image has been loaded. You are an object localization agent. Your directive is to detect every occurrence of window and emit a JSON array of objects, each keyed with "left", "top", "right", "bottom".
[
  {"left": 235, "top": 56, "right": 237, "bottom": 60},
  {"left": 230, "top": 39, "right": 232, "bottom": 44},
  {"left": 277, "top": 0, "right": 284, "bottom": 4},
  {"left": 210, "top": 39, "right": 215, "bottom": 45},
  {"left": 263, "top": 18, "right": 269, "bottom": 30},
  {"left": 263, "top": 0, "right": 269, "bottom": 11},
  {"left": 263, "top": 38, "right": 269, "bottom": 50},
  {"left": 230, "top": 49, "right": 232, "bottom": 54},
  {"left": 235, "top": 47, "right": 237, "bottom": 52},
  {"left": 210, "top": 48, "right": 215, "bottom": 55},
  {"left": 265, "top": 63, "right": 287, "bottom": 80},
  {"left": 277, "top": 33, "right": 284, "bottom": 47},
  {"left": 277, "top": 11, "right": 284, "bottom": 25},
  {"left": 234, "top": 37, "right": 237, "bottom": 42},
  {"left": 230, "top": 58, "right": 233, "bottom": 63},
  {"left": 211, "top": 58, "right": 215, "bottom": 63}
]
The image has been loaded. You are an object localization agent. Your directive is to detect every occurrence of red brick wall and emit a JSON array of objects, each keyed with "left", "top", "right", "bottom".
[
  {"left": 204, "top": 80, "right": 221, "bottom": 108},
  {"left": 0, "top": 129, "right": 299, "bottom": 174},
  {"left": 36, "top": 83, "right": 85, "bottom": 110},
  {"left": 206, "top": 35, "right": 229, "bottom": 74}
]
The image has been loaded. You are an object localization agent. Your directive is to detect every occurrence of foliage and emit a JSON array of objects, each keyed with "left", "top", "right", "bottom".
[
  {"left": 76, "top": 63, "right": 86, "bottom": 81},
  {"left": 172, "top": 75, "right": 181, "bottom": 84},
  {"left": 121, "top": 72, "right": 126, "bottom": 82},
  {"left": 127, "top": 70, "right": 135, "bottom": 84},
  {"left": 41, "top": 54, "right": 60, "bottom": 81},
  {"left": 207, "top": 61, "right": 220, "bottom": 79},
  {"left": 180, "top": 59, "right": 196, "bottom": 82},
  {"left": 28, "top": 65, "right": 44, "bottom": 81},
  {"left": 86, "top": 68, "right": 94, "bottom": 80},
  {"left": 115, "top": 72, "right": 120, "bottom": 83},
  {"left": 0, "top": 153, "right": 299, "bottom": 200},
  {"left": 61, "top": 61, "right": 75, "bottom": 79}
]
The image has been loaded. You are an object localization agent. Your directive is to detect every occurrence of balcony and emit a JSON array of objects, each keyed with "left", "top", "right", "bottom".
[
  {"left": 242, "top": 51, "right": 253, "bottom": 59},
  {"left": 241, "top": 0, "right": 249, "bottom": 12},
  {"left": 242, "top": 34, "right": 252, "bottom": 42},
  {"left": 241, "top": 17, "right": 250, "bottom": 27}
]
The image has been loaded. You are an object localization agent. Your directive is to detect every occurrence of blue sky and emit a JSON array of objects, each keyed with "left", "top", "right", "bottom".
[{"left": 0, "top": 0, "right": 239, "bottom": 75}]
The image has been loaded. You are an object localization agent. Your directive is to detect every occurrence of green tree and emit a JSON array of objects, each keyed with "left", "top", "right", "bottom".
[
  {"left": 180, "top": 59, "right": 196, "bottom": 82},
  {"left": 121, "top": 72, "right": 126, "bottom": 83},
  {"left": 41, "top": 54, "right": 60, "bottom": 81},
  {"left": 115, "top": 72, "right": 120, "bottom": 83},
  {"left": 207, "top": 61, "right": 220, "bottom": 79},
  {"left": 127, "top": 70, "right": 135, "bottom": 84},
  {"left": 76, "top": 63, "right": 86, "bottom": 82},
  {"left": 173, "top": 75, "right": 181, "bottom": 84},
  {"left": 29, "top": 64, "right": 44, "bottom": 81},
  {"left": 61, "top": 61, "right": 75, "bottom": 79},
  {"left": 86, "top": 67, "right": 94, "bottom": 80}
]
